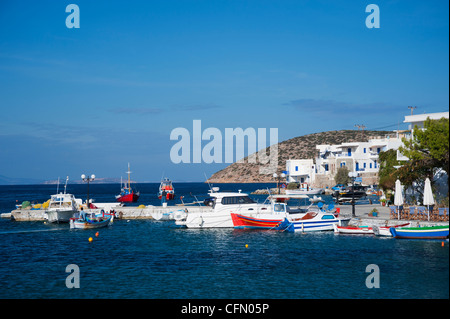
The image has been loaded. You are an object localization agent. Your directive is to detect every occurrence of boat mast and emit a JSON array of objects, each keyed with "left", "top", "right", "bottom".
[
  {"left": 127, "top": 163, "right": 131, "bottom": 191},
  {"left": 64, "top": 176, "right": 69, "bottom": 194}
]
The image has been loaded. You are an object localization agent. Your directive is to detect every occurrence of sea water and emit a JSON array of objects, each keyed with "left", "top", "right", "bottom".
[{"left": 0, "top": 184, "right": 448, "bottom": 299}]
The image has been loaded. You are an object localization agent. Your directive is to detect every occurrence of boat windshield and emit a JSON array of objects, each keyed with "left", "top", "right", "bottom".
[{"left": 221, "top": 196, "right": 255, "bottom": 205}]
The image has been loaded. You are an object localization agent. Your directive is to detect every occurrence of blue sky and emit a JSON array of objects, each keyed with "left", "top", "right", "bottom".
[{"left": 0, "top": 0, "right": 448, "bottom": 182}]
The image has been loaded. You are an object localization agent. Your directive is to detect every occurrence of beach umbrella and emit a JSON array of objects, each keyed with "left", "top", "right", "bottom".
[
  {"left": 423, "top": 178, "right": 434, "bottom": 221},
  {"left": 394, "top": 179, "right": 403, "bottom": 220}
]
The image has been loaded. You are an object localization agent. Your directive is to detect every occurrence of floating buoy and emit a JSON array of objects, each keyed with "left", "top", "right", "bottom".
[
  {"left": 88, "top": 237, "right": 93, "bottom": 243},
  {"left": 442, "top": 242, "right": 445, "bottom": 247},
  {"left": 245, "top": 244, "right": 248, "bottom": 248},
  {"left": 95, "top": 232, "right": 99, "bottom": 237}
]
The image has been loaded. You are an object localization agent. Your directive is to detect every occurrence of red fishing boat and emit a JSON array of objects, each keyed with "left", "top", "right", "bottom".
[
  {"left": 158, "top": 178, "right": 175, "bottom": 201},
  {"left": 115, "top": 163, "right": 140, "bottom": 203}
]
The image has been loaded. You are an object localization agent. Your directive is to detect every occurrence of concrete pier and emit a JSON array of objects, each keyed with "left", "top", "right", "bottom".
[
  {"left": 6, "top": 205, "right": 205, "bottom": 221},
  {"left": 4, "top": 204, "right": 448, "bottom": 227}
]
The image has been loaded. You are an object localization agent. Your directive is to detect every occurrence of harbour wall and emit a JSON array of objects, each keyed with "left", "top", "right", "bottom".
[{"left": 4, "top": 204, "right": 448, "bottom": 227}]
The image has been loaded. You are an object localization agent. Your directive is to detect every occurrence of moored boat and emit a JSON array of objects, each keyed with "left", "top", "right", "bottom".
[
  {"left": 333, "top": 224, "right": 374, "bottom": 235},
  {"left": 373, "top": 223, "right": 410, "bottom": 237},
  {"left": 45, "top": 176, "right": 80, "bottom": 223},
  {"left": 116, "top": 163, "right": 140, "bottom": 203},
  {"left": 158, "top": 178, "right": 175, "bottom": 201},
  {"left": 390, "top": 225, "right": 449, "bottom": 239},
  {"left": 174, "top": 187, "right": 272, "bottom": 228},
  {"left": 285, "top": 212, "right": 350, "bottom": 233},
  {"left": 70, "top": 210, "right": 114, "bottom": 229},
  {"left": 285, "top": 183, "right": 324, "bottom": 195},
  {"left": 46, "top": 192, "right": 79, "bottom": 223}
]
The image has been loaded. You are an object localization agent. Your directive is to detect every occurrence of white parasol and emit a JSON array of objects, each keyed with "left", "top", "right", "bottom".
[
  {"left": 423, "top": 178, "right": 434, "bottom": 221},
  {"left": 394, "top": 179, "right": 403, "bottom": 220}
]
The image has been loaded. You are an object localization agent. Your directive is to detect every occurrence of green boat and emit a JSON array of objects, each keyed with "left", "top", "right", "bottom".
[{"left": 390, "top": 225, "right": 449, "bottom": 239}]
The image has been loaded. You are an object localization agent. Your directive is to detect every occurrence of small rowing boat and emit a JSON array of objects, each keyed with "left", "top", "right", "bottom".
[
  {"left": 390, "top": 225, "right": 449, "bottom": 239},
  {"left": 70, "top": 210, "right": 114, "bottom": 229},
  {"left": 333, "top": 224, "right": 374, "bottom": 235}
]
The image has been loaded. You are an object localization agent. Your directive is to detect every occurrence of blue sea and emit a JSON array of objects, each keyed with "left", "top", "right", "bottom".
[{"left": 0, "top": 183, "right": 448, "bottom": 300}]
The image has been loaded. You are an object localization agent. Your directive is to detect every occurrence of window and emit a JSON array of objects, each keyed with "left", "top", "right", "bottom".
[
  {"left": 374, "top": 160, "right": 377, "bottom": 168},
  {"left": 295, "top": 166, "right": 298, "bottom": 171},
  {"left": 377, "top": 147, "right": 381, "bottom": 154},
  {"left": 370, "top": 163, "right": 372, "bottom": 169},
  {"left": 363, "top": 148, "right": 366, "bottom": 153},
  {"left": 221, "top": 196, "right": 255, "bottom": 205},
  {"left": 347, "top": 148, "right": 352, "bottom": 156},
  {"left": 274, "top": 203, "right": 285, "bottom": 212},
  {"left": 325, "top": 164, "right": 329, "bottom": 171},
  {"left": 363, "top": 163, "right": 366, "bottom": 169}
]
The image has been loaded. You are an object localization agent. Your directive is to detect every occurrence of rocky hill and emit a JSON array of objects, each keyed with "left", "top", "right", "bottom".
[{"left": 207, "top": 130, "right": 393, "bottom": 183}]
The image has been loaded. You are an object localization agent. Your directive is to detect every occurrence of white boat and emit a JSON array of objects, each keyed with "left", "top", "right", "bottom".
[
  {"left": 151, "top": 209, "right": 186, "bottom": 221},
  {"left": 285, "top": 210, "right": 350, "bottom": 232},
  {"left": 373, "top": 223, "right": 410, "bottom": 236},
  {"left": 333, "top": 224, "right": 374, "bottom": 235},
  {"left": 45, "top": 193, "right": 79, "bottom": 223},
  {"left": 285, "top": 183, "right": 324, "bottom": 195},
  {"left": 174, "top": 188, "right": 273, "bottom": 228}
]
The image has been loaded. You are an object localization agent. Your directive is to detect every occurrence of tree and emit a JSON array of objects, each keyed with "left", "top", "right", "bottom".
[
  {"left": 396, "top": 117, "right": 449, "bottom": 203},
  {"left": 335, "top": 166, "right": 350, "bottom": 185},
  {"left": 400, "top": 117, "right": 449, "bottom": 182},
  {"left": 378, "top": 149, "right": 400, "bottom": 192}
]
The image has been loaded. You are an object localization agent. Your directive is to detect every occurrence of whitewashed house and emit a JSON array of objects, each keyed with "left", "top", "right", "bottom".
[
  {"left": 285, "top": 159, "right": 316, "bottom": 184},
  {"left": 314, "top": 135, "right": 404, "bottom": 186}
]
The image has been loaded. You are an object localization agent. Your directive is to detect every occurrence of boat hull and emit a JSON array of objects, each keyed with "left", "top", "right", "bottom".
[
  {"left": 286, "top": 216, "right": 350, "bottom": 233},
  {"left": 373, "top": 223, "right": 410, "bottom": 237},
  {"left": 158, "top": 193, "right": 175, "bottom": 201},
  {"left": 390, "top": 226, "right": 449, "bottom": 239},
  {"left": 46, "top": 210, "right": 76, "bottom": 223},
  {"left": 231, "top": 213, "right": 286, "bottom": 230},
  {"left": 116, "top": 192, "right": 139, "bottom": 203},
  {"left": 70, "top": 217, "right": 113, "bottom": 229},
  {"left": 333, "top": 224, "right": 374, "bottom": 235},
  {"left": 285, "top": 189, "right": 323, "bottom": 195}
]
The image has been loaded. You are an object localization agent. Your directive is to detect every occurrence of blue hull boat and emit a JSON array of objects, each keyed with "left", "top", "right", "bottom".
[{"left": 390, "top": 225, "right": 449, "bottom": 239}]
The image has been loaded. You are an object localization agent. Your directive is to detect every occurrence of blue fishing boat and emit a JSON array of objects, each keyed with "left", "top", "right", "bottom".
[
  {"left": 70, "top": 210, "right": 114, "bottom": 229},
  {"left": 390, "top": 225, "right": 449, "bottom": 239}
]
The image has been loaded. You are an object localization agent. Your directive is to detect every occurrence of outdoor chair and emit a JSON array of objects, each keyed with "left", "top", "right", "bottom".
[
  {"left": 408, "top": 207, "right": 417, "bottom": 220},
  {"left": 417, "top": 206, "right": 427, "bottom": 221},
  {"left": 439, "top": 207, "right": 448, "bottom": 222},
  {"left": 437, "top": 208, "right": 446, "bottom": 222},
  {"left": 399, "top": 206, "right": 408, "bottom": 219},
  {"left": 389, "top": 207, "right": 397, "bottom": 219}
]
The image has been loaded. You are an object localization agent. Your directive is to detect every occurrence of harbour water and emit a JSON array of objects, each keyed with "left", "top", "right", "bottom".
[{"left": 0, "top": 183, "right": 448, "bottom": 299}]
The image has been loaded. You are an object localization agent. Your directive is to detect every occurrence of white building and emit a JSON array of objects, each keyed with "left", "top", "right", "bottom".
[
  {"left": 314, "top": 135, "right": 404, "bottom": 186},
  {"left": 403, "top": 111, "right": 449, "bottom": 131},
  {"left": 285, "top": 159, "right": 316, "bottom": 184}
]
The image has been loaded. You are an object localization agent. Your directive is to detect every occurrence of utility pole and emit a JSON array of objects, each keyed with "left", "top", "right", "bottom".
[
  {"left": 355, "top": 124, "right": 366, "bottom": 140},
  {"left": 408, "top": 106, "right": 417, "bottom": 115}
]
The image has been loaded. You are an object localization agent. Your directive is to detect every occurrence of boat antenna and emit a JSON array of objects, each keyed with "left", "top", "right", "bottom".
[
  {"left": 56, "top": 177, "right": 60, "bottom": 194},
  {"left": 64, "top": 176, "right": 69, "bottom": 194},
  {"left": 204, "top": 172, "right": 213, "bottom": 192}
]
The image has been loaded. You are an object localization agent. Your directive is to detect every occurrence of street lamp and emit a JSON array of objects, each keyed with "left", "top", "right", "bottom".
[
  {"left": 81, "top": 174, "right": 95, "bottom": 209},
  {"left": 348, "top": 171, "right": 358, "bottom": 217},
  {"left": 273, "top": 172, "right": 286, "bottom": 194}
]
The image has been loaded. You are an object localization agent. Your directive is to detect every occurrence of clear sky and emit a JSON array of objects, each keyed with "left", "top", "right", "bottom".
[{"left": 0, "top": 0, "right": 448, "bottom": 182}]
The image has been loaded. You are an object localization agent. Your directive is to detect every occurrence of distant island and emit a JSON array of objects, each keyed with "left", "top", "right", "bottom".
[{"left": 207, "top": 129, "right": 393, "bottom": 183}]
